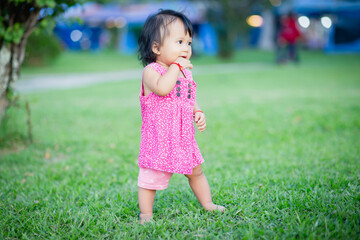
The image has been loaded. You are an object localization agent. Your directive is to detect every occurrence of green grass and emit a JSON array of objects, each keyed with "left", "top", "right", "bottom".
[
  {"left": 21, "top": 49, "right": 277, "bottom": 75},
  {"left": 1, "top": 51, "right": 360, "bottom": 239},
  {"left": 21, "top": 50, "right": 141, "bottom": 75}
]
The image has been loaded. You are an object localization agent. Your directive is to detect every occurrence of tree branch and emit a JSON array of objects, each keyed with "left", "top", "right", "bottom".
[{"left": 22, "top": 8, "right": 41, "bottom": 40}]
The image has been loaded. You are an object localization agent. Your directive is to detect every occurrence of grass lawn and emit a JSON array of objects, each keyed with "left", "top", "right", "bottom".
[
  {"left": 1, "top": 50, "right": 360, "bottom": 239},
  {"left": 20, "top": 49, "right": 276, "bottom": 75}
]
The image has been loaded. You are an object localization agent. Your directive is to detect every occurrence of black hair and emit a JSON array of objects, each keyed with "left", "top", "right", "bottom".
[{"left": 137, "top": 9, "right": 193, "bottom": 66}]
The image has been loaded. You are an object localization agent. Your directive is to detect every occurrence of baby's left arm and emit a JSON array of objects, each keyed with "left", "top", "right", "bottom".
[{"left": 193, "top": 102, "right": 206, "bottom": 132}]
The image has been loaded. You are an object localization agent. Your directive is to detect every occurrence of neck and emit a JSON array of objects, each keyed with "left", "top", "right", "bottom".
[{"left": 155, "top": 60, "right": 170, "bottom": 69}]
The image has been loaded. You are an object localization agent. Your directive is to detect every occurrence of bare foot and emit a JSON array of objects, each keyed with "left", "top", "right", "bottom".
[
  {"left": 204, "top": 203, "right": 226, "bottom": 212},
  {"left": 139, "top": 213, "right": 153, "bottom": 224}
]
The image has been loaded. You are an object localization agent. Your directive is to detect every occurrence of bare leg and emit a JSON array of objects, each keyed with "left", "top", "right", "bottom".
[
  {"left": 138, "top": 187, "right": 156, "bottom": 224},
  {"left": 185, "top": 164, "right": 225, "bottom": 212}
]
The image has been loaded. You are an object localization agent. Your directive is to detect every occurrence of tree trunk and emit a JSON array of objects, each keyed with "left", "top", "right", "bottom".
[
  {"left": 0, "top": 7, "right": 38, "bottom": 126},
  {"left": 0, "top": 45, "right": 12, "bottom": 125}
]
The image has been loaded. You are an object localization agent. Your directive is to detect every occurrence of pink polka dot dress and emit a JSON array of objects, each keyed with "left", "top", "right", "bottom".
[{"left": 138, "top": 62, "right": 204, "bottom": 175}]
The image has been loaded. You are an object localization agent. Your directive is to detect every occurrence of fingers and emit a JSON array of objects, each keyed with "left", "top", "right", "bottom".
[
  {"left": 195, "top": 113, "right": 206, "bottom": 132},
  {"left": 175, "top": 58, "right": 192, "bottom": 69},
  {"left": 182, "top": 62, "right": 192, "bottom": 70},
  {"left": 197, "top": 122, "right": 206, "bottom": 132},
  {"left": 194, "top": 113, "right": 200, "bottom": 123},
  {"left": 195, "top": 113, "right": 205, "bottom": 124}
]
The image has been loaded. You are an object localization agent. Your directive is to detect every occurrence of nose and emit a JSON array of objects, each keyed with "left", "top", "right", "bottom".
[
  {"left": 183, "top": 45, "right": 191, "bottom": 54},
  {"left": 183, "top": 47, "right": 191, "bottom": 58},
  {"left": 182, "top": 44, "right": 189, "bottom": 51}
]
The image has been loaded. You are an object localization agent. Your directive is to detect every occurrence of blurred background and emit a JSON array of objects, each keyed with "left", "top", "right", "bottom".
[{"left": 22, "top": 0, "right": 360, "bottom": 68}]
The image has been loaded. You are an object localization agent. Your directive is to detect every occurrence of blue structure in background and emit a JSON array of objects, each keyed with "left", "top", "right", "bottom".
[
  {"left": 54, "top": 23, "right": 103, "bottom": 51},
  {"left": 198, "top": 23, "right": 218, "bottom": 55},
  {"left": 325, "top": 12, "right": 360, "bottom": 53},
  {"left": 120, "top": 26, "right": 138, "bottom": 54},
  {"left": 55, "top": 1, "right": 218, "bottom": 55},
  {"left": 55, "top": 0, "right": 360, "bottom": 54},
  {"left": 249, "top": 27, "right": 261, "bottom": 47},
  {"left": 291, "top": 0, "right": 360, "bottom": 53}
]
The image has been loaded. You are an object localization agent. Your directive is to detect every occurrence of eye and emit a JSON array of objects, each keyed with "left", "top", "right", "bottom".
[
  {"left": 188, "top": 42, "right": 192, "bottom": 46},
  {"left": 177, "top": 40, "right": 183, "bottom": 44}
]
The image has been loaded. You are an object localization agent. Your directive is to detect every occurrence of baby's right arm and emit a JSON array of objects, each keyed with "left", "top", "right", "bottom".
[{"left": 143, "top": 58, "right": 192, "bottom": 97}]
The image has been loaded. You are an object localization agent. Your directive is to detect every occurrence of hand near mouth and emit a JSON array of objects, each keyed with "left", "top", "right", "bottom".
[
  {"left": 174, "top": 57, "right": 193, "bottom": 70},
  {"left": 172, "top": 57, "right": 193, "bottom": 79}
]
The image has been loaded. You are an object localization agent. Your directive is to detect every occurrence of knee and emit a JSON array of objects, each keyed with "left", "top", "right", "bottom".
[{"left": 185, "top": 165, "right": 203, "bottom": 179}]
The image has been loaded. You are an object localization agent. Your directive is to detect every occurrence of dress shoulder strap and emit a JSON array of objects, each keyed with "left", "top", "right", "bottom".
[{"left": 147, "top": 62, "right": 166, "bottom": 75}]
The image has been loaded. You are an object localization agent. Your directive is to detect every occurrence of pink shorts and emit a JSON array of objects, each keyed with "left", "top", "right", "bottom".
[{"left": 137, "top": 167, "right": 173, "bottom": 190}]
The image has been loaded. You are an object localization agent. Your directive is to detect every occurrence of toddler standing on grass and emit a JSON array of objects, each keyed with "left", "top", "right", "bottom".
[{"left": 137, "top": 9, "right": 225, "bottom": 224}]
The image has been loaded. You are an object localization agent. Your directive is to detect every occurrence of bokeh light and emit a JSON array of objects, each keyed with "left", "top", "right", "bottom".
[
  {"left": 106, "top": 17, "right": 115, "bottom": 28},
  {"left": 298, "top": 16, "right": 310, "bottom": 28},
  {"left": 115, "top": 17, "right": 127, "bottom": 28},
  {"left": 321, "top": 16, "right": 332, "bottom": 29},
  {"left": 246, "top": 15, "right": 263, "bottom": 28},
  {"left": 70, "top": 30, "right": 82, "bottom": 42}
]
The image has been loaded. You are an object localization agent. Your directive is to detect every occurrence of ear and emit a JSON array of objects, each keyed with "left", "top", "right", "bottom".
[{"left": 152, "top": 42, "right": 160, "bottom": 55}]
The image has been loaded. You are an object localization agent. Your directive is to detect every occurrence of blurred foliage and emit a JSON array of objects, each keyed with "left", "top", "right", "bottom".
[
  {"left": 0, "top": 0, "right": 85, "bottom": 47},
  {"left": 23, "top": 30, "right": 63, "bottom": 66},
  {"left": 205, "top": 0, "right": 272, "bottom": 58}
]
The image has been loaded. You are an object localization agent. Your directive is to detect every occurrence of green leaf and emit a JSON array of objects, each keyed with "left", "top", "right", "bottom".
[
  {"left": 35, "top": 0, "right": 46, "bottom": 7},
  {"left": 2, "top": 23, "right": 25, "bottom": 44},
  {"left": 0, "top": 28, "right": 5, "bottom": 37},
  {"left": 4, "top": 30, "right": 12, "bottom": 42},
  {"left": 45, "top": 0, "right": 56, "bottom": 8},
  {"left": 40, "top": 18, "right": 49, "bottom": 28}
]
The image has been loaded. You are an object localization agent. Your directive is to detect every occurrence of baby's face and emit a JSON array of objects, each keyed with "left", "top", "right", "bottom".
[{"left": 155, "top": 18, "right": 192, "bottom": 66}]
